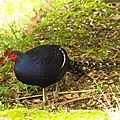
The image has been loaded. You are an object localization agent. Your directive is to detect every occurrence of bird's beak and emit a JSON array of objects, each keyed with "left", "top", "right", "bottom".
[{"left": 4, "top": 56, "right": 11, "bottom": 61}]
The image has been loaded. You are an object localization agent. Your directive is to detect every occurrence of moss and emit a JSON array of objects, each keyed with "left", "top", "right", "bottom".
[
  {"left": 0, "top": 108, "right": 110, "bottom": 120},
  {"left": 0, "top": 108, "right": 51, "bottom": 120}
]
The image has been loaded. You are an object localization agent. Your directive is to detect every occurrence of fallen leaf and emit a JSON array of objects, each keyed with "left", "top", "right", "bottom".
[
  {"left": 0, "top": 57, "right": 4, "bottom": 67},
  {"left": 4, "top": 48, "right": 12, "bottom": 57}
]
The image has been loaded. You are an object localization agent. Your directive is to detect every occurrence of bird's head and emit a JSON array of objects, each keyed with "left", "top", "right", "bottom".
[{"left": 8, "top": 51, "right": 23, "bottom": 62}]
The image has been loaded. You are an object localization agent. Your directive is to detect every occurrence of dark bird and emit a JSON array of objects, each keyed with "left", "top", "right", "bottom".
[{"left": 7, "top": 44, "right": 118, "bottom": 103}]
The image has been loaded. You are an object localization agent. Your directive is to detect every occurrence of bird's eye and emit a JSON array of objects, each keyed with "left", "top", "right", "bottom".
[{"left": 11, "top": 55, "right": 15, "bottom": 58}]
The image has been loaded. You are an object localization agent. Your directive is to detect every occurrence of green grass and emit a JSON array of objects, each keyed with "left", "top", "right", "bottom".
[
  {"left": 0, "top": 0, "right": 71, "bottom": 51},
  {"left": 0, "top": 0, "right": 42, "bottom": 51},
  {"left": 0, "top": 108, "right": 109, "bottom": 120},
  {"left": 1, "top": 0, "right": 119, "bottom": 55}
]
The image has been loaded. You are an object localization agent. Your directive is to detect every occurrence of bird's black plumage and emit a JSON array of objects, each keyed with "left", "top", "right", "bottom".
[
  {"left": 8, "top": 44, "right": 119, "bottom": 88},
  {"left": 8, "top": 44, "right": 119, "bottom": 102},
  {"left": 9, "top": 44, "right": 70, "bottom": 88}
]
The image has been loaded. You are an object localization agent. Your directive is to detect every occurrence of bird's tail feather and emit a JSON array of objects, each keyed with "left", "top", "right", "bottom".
[{"left": 68, "top": 59, "right": 120, "bottom": 76}]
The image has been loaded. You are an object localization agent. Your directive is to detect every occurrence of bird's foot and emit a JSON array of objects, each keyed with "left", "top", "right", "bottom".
[
  {"left": 53, "top": 90, "right": 58, "bottom": 100},
  {"left": 53, "top": 82, "right": 59, "bottom": 101},
  {"left": 41, "top": 99, "right": 49, "bottom": 106}
]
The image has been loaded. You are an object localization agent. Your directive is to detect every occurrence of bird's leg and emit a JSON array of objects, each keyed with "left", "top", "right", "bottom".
[
  {"left": 42, "top": 87, "right": 47, "bottom": 103},
  {"left": 53, "top": 82, "right": 59, "bottom": 100},
  {"left": 42, "top": 87, "right": 49, "bottom": 106}
]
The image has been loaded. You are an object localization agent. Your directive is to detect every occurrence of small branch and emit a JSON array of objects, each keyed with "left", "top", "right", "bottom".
[
  {"left": 55, "top": 95, "right": 92, "bottom": 106},
  {"left": 55, "top": 92, "right": 120, "bottom": 106},
  {"left": 19, "top": 89, "right": 96, "bottom": 100}
]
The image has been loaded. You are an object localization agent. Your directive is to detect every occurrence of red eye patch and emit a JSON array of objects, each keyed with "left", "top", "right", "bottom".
[{"left": 8, "top": 53, "right": 18, "bottom": 61}]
